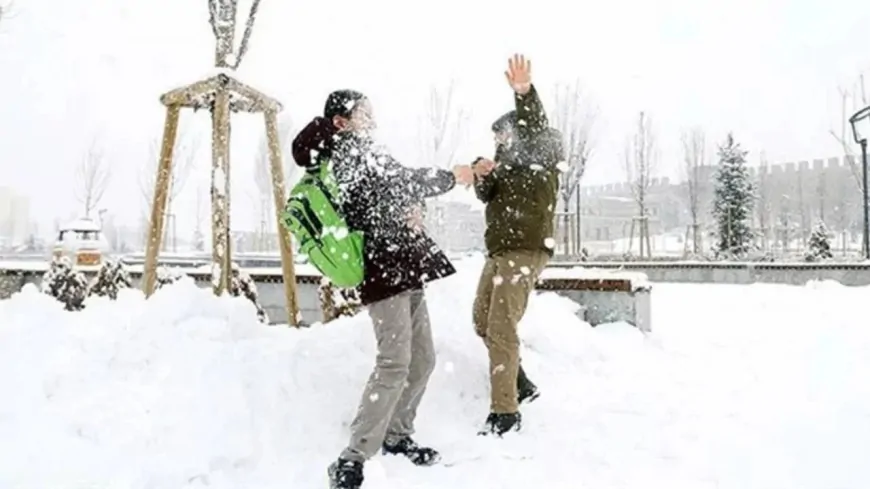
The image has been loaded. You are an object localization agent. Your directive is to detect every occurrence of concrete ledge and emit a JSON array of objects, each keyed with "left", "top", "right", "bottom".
[{"left": 1, "top": 265, "right": 654, "bottom": 332}]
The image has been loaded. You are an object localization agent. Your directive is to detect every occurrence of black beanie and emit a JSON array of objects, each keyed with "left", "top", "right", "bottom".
[
  {"left": 492, "top": 110, "right": 517, "bottom": 133},
  {"left": 324, "top": 89, "right": 367, "bottom": 119}
]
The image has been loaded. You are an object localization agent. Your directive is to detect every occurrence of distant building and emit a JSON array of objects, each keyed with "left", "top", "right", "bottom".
[
  {"left": 424, "top": 199, "right": 486, "bottom": 254},
  {"left": 0, "top": 186, "right": 31, "bottom": 248},
  {"left": 577, "top": 155, "right": 865, "bottom": 254}
]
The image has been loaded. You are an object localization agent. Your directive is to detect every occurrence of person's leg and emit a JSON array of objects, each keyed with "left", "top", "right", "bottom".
[
  {"left": 472, "top": 258, "right": 498, "bottom": 341},
  {"left": 339, "top": 291, "right": 414, "bottom": 462},
  {"left": 382, "top": 288, "right": 440, "bottom": 465},
  {"left": 482, "top": 250, "right": 548, "bottom": 433}
]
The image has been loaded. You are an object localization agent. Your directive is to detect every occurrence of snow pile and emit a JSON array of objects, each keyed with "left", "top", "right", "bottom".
[{"left": 1, "top": 259, "right": 870, "bottom": 488}]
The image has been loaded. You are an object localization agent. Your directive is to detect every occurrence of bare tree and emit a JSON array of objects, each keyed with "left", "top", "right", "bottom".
[
  {"left": 830, "top": 74, "right": 868, "bottom": 192},
  {"left": 74, "top": 142, "right": 111, "bottom": 218},
  {"left": 624, "top": 111, "right": 657, "bottom": 257},
  {"left": 138, "top": 130, "right": 201, "bottom": 250},
  {"left": 208, "top": 0, "right": 261, "bottom": 69},
  {"left": 680, "top": 126, "right": 705, "bottom": 255},
  {"left": 755, "top": 151, "right": 773, "bottom": 252},
  {"left": 551, "top": 81, "right": 598, "bottom": 254},
  {"left": 417, "top": 80, "right": 467, "bottom": 169},
  {"left": 253, "top": 113, "right": 295, "bottom": 251}
]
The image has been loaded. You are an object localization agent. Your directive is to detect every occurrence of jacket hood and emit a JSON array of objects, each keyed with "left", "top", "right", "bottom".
[{"left": 291, "top": 116, "right": 339, "bottom": 168}]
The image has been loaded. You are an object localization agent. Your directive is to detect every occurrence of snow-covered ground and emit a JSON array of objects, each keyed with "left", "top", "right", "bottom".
[{"left": 1, "top": 257, "right": 869, "bottom": 489}]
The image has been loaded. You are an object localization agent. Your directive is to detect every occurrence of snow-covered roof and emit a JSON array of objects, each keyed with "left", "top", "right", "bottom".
[{"left": 59, "top": 218, "right": 101, "bottom": 232}]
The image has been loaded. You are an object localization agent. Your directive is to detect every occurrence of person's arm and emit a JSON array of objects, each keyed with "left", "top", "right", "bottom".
[
  {"left": 471, "top": 157, "right": 497, "bottom": 203},
  {"left": 514, "top": 84, "right": 548, "bottom": 141}
]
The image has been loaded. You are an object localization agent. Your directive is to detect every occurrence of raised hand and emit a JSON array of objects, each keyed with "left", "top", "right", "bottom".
[{"left": 505, "top": 54, "right": 532, "bottom": 95}]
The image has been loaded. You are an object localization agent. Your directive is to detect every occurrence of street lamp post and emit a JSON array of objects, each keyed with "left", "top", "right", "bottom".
[{"left": 849, "top": 105, "right": 870, "bottom": 259}]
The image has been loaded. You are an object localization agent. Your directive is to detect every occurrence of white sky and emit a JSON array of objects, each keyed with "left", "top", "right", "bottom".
[{"left": 1, "top": 0, "right": 869, "bottom": 236}]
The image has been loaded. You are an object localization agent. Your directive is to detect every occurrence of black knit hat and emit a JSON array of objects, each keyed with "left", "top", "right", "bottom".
[
  {"left": 324, "top": 89, "right": 367, "bottom": 119},
  {"left": 491, "top": 110, "right": 517, "bottom": 133}
]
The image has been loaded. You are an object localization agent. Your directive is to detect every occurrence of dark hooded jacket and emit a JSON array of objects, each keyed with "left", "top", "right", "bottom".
[
  {"left": 292, "top": 117, "right": 457, "bottom": 306},
  {"left": 473, "top": 85, "right": 563, "bottom": 257}
]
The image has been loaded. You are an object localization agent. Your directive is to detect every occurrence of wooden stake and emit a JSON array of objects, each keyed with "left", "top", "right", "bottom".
[
  {"left": 211, "top": 86, "right": 232, "bottom": 295},
  {"left": 142, "top": 105, "right": 181, "bottom": 297},
  {"left": 265, "top": 109, "right": 301, "bottom": 326}
]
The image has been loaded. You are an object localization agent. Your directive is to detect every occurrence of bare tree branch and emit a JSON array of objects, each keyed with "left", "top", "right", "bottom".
[
  {"left": 681, "top": 126, "right": 705, "bottom": 254},
  {"left": 551, "top": 81, "right": 598, "bottom": 208},
  {"left": 207, "top": 0, "right": 262, "bottom": 69},
  {"left": 74, "top": 141, "right": 111, "bottom": 218},
  {"left": 830, "top": 76, "right": 869, "bottom": 193},
  {"left": 232, "top": 0, "right": 262, "bottom": 69},
  {"left": 624, "top": 111, "right": 657, "bottom": 213},
  {"left": 418, "top": 80, "right": 467, "bottom": 169},
  {"left": 209, "top": 0, "right": 238, "bottom": 67},
  {"left": 138, "top": 130, "right": 202, "bottom": 249}
]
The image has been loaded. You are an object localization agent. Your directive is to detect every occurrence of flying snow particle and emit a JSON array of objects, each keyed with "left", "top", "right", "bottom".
[{"left": 544, "top": 237, "right": 556, "bottom": 249}]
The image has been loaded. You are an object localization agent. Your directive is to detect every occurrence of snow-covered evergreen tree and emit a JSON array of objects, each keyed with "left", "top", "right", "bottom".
[
  {"left": 41, "top": 256, "right": 89, "bottom": 311},
  {"left": 87, "top": 259, "right": 132, "bottom": 300},
  {"left": 806, "top": 220, "right": 834, "bottom": 261},
  {"left": 712, "top": 133, "right": 755, "bottom": 258},
  {"left": 229, "top": 263, "right": 269, "bottom": 324}
]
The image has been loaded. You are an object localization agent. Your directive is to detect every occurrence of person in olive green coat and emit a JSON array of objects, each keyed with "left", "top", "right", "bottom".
[{"left": 470, "top": 54, "right": 564, "bottom": 436}]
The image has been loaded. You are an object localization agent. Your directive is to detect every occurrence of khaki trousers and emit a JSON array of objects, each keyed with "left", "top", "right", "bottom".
[{"left": 472, "top": 250, "right": 548, "bottom": 413}]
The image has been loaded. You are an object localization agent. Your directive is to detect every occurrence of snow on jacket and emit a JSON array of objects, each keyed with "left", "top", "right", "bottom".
[{"left": 292, "top": 118, "right": 457, "bottom": 305}]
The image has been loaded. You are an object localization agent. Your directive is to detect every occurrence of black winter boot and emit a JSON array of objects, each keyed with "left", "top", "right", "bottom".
[
  {"left": 478, "top": 412, "right": 522, "bottom": 436},
  {"left": 382, "top": 436, "right": 441, "bottom": 466},
  {"left": 327, "top": 458, "right": 363, "bottom": 489},
  {"left": 517, "top": 365, "right": 540, "bottom": 405}
]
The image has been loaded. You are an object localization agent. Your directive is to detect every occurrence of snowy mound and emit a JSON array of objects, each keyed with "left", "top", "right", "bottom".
[{"left": 1, "top": 261, "right": 870, "bottom": 488}]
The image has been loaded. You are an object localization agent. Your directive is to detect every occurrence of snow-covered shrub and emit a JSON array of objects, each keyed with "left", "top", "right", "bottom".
[
  {"left": 41, "top": 256, "right": 88, "bottom": 311},
  {"left": 806, "top": 220, "right": 834, "bottom": 262},
  {"left": 229, "top": 263, "right": 269, "bottom": 324},
  {"left": 155, "top": 266, "right": 187, "bottom": 290},
  {"left": 318, "top": 277, "right": 362, "bottom": 323},
  {"left": 87, "top": 259, "right": 132, "bottom": 300}
]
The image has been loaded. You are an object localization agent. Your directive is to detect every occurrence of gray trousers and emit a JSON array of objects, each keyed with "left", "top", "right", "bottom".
[{"left": 341, "top": 288, "right": 436, "bottom": 462}]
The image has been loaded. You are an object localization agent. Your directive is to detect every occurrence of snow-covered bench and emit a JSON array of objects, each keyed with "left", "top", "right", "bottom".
[{"left": 536, "top": 267, "right": 652, "bottom": 332}]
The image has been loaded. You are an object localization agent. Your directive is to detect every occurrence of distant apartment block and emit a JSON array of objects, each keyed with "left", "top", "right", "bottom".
[{"left": 0, "top": 186, "right": 31, "bottom": 248}]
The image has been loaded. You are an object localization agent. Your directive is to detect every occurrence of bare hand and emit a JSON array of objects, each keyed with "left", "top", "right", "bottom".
[
  {"left": 473, "top": 158, "right": 497, "bottom": 177},
  {"left": 505, "top": 54, "right": 532, "bottom": 95},
  {"left": 452, "top": 164, "right": 475, "bottom": 187}
]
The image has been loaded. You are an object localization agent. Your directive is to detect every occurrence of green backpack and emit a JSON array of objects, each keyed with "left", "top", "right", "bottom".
[{"left": 281, "top": 160, "right": 365, "bottom": 288}]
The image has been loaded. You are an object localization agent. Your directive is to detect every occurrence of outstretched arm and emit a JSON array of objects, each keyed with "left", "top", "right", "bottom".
[
  {"left": 504, "top": 54, "right": 548, "bottom": 141},
  {"left": 514, "top": 84, "right": 548, "bottom": 141}
]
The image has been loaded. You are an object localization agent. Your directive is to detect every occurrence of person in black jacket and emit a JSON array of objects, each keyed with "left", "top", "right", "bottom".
[{"left": 292, "top": 89, "right": 474, "bottom": 489}]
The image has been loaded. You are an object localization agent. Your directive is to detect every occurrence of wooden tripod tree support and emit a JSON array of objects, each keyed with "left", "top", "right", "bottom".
[
  {"left": 140, "top": 72, "right": 301, "bottom": 326},
  {"left": 141, "top": 0, "right": 300, "bottom": 326}
]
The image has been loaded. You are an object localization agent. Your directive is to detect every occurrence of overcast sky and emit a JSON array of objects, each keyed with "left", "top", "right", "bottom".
[{"left": 1, "top": 0, "right": 869, "bottom": 235}]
